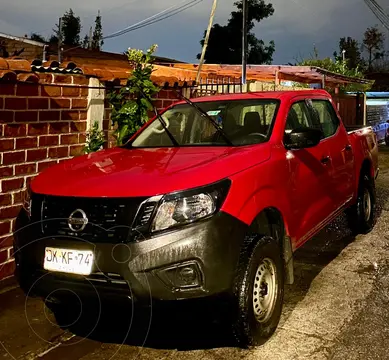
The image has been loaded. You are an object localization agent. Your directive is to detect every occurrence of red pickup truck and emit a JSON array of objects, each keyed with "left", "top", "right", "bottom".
[{"left": 14, "top": 89, "right": 378, "bottom": 347}]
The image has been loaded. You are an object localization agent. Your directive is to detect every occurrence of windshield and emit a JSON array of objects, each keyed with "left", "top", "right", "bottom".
[{"left": 130, "top": 99, "right": 280, "bottom": 147}]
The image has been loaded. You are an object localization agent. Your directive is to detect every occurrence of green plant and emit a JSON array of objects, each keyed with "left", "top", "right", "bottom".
[
  {"left": 84, "top": 121, "right": 106, "bottom": 154},
  {"left": 296, "top": 47, "right": 372, "bottom": 92},
  {"left": 107, "top": 44, "right": 161, "bottom": 146}
]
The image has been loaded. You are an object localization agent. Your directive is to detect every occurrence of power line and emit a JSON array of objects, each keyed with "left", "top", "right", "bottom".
[
  {"left": 32, "top": 0, "right": 142, "bottom": 37},
  {"left": 105, "top": 1, "right": 203, "bottom": 37},
  {"left": 370, "top": 0, "right": 389, "bottom": 27},
  {"left": 364, "top": 0, "right": 389, "bottom": 30},
  {"left": 104, "top": 0, "right": 203, "bottom": 39},
  {"left": 62, "top": 0, "right": 203, "bottom": 53}
]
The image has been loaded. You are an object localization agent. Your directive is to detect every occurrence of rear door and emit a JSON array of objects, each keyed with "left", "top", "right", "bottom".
[
  {"left": 283, "top": 98, "right": 334, "bottom": 246},
  {"left": 307, "top": 98, "right": 355, "bottom": 211}
]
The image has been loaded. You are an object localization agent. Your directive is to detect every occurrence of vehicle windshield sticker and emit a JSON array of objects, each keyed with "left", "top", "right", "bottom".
[{"left": 207, "top": 110, "right": 221, "bottom": 116}]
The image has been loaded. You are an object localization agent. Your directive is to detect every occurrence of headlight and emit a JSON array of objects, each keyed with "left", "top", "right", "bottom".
[
  {"left": 133, "top": 179, "right": 231, "bottom": 234},
  {"left": 152, "top": 193, "right": 216, "bottom": 232}
]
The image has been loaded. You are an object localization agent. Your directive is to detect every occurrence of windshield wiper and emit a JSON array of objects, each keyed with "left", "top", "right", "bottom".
[
  {"left": 135, "top": 85, "right": 180, "bottom": 147},
  {"left": 174, "top": 90, "right": 234, "bottom": 146}
]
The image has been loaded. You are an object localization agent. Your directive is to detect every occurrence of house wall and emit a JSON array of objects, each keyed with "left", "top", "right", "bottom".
[
  {"left": 0, "top": 37, "right": 43, "bottom": 60},
  {"left": 0, "top": 74, "right": 89, "bottom": 282}
]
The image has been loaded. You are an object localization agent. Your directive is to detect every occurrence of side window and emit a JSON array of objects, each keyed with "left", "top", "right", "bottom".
[
  {"left": 285, "top": 101, "right": 311, "bottom": 133},
  {"left": 309, "top": 100, "right": 340, "bottom": 138}
]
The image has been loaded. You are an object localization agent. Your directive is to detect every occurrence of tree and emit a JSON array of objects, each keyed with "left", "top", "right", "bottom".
[
  {"left": 297, "top": 47, "right": 371, "bottom": 92},
  {"left": 53, "top": 8, "right": 82, "bottom": 46},
  {"left": 82, "top": 34, "right": 90, "bottom": 49},
  {"left": 363, "top": 26, "right": 385, "bottom": 70},
  {"left": 197, "top": 0, "right": 275, "bottom": 65},
  {"left": 30, "top": 33, "right": 46, "bottom": 43},
  {"left": 92, "top": 10, "right": 104, "bottom": 51},
  {"left": 48, "top": 34, "right": 58, "bottom": 44},
  {"left": 333, "top": 37, "right": 363, "bottom": 71}
]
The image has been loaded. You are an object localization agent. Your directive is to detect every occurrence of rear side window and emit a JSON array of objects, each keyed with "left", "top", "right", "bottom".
[{"left": 308, "top": 100, "right": 340, "bottom": 138}]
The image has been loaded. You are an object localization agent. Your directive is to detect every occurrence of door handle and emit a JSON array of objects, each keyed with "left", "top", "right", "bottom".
[{"left": 320, "top": 156, "right": 331, "bottom": 164}]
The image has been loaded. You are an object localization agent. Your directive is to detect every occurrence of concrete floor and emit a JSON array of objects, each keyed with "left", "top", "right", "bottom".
[{"left": 1, "top": 145, "right": 389, "bottom": 360}]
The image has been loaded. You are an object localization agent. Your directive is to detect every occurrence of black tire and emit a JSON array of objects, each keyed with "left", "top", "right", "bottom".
[
  {"left": 45, "top": 298, "right": 83, "bottom": 328},
  {"left": 385, "top": 137, "right": 389, "bottom": 147},
  {"left": 232, "top": 235, "right": 284, "bottom": 348},
  {"left": 346, "top": 172, "right": 376, "bottom": 235}
]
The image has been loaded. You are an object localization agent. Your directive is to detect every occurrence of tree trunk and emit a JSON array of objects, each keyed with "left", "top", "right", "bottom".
[{"left": 369, "top": 49, "right": 372, "bottom": 71}]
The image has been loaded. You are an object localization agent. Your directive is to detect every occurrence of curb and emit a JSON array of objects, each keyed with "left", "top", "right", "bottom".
[{"left": 0, "top": 276, "right": 18, "bottom": 295}]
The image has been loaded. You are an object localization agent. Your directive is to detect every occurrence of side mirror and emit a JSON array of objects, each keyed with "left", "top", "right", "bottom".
[{"left": 284, "top": 127, "right": 323, "bottom": 150}]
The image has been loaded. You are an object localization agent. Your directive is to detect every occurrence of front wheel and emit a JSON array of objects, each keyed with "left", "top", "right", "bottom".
[
  {"left": 232, "top": 235, "right": 284, "bottom": 347},
  {"left": 346, "top": 173, "right": 376, "bottom": 235}
]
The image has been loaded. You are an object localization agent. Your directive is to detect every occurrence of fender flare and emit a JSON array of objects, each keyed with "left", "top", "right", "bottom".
[{"left": 238, "top": 189, "right": 294, "bottom": 285}]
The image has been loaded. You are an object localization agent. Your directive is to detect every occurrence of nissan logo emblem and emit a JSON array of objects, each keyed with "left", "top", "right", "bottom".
[{"left": 68, "top": 209, "right": 88, "bottom": 232}]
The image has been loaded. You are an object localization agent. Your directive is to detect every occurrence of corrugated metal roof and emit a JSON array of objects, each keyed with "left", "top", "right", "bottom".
[
  {"left": 0, "top": 32, "right": 45, "bottom": 46},
  {"left": 165, "top": 64, "right": 374, "bottom": 86}
]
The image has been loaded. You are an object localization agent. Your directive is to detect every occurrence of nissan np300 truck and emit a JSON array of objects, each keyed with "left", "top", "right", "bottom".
[{"left": 14, "top": 89, "right": 379, "bottom": 347}]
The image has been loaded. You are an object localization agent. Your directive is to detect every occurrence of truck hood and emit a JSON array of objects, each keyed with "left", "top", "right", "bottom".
[{"left": 31, "top": 146, "right": 271, "bottom": 197}]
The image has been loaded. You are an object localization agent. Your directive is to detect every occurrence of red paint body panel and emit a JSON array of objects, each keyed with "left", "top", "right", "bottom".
[
  {"left": 30, "top": 90, "right": 378, "bottom": 252},
  {"left": 31, "top": 146, "right": 271, "bottom": 198}
]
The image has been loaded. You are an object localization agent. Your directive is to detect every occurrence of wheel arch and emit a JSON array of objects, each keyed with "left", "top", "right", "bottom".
[
  {"left": 249, "top": 207, "right": 294, "bottom": 285},
  {"left": 360, "top": 158, "right": 374, "bottom": 180}
]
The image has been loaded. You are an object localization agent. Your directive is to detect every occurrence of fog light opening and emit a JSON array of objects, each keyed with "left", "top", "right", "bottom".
[
  {"left": 158, "top": 261, "right": 203, "bottom": 290},
  {"left": 177, "top": 266, "right": 198, "bottom": 287}
]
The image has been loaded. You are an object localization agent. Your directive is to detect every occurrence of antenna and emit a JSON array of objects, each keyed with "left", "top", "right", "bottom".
[
  {"left": 242, "top": 0, "right": 248, "bottom": 85},
  {"left": 196, "top": 0, "right": 218, "bottom": 84},
  {"left": 89, "top": 26, "right": 93, "bottom": 50},
  {"left": 58, "top": 17, "right": 62, "bottom": 63}
]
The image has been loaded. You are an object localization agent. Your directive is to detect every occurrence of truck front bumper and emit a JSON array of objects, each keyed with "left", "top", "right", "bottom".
[{"left": 14, "top": 211, "right": 247, "bottom": 302}]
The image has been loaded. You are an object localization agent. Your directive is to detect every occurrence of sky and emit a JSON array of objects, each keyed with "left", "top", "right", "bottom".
[{"left": 0, "top": 0, "right": 388, "bottom": 64}]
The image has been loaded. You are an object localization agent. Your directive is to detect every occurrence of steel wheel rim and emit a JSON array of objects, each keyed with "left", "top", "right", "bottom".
[
  {"left": 363, "top": 188, "right": 371, "bottom": 222},
  {"left": 252, "top": 258, "right": 278, "bottom": 323}
]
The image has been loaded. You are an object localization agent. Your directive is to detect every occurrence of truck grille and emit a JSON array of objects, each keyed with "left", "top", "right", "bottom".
[{"left": 39, "top": 195, "right": 149, "bottom": 243}]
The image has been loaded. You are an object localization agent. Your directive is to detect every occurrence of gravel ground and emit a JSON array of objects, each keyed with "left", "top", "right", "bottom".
[{"left": 1, "top": 145, "right": 389, "bottom": 360}]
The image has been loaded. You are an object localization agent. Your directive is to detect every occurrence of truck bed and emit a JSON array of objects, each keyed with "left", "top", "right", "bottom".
[
  {"left": 346, "top": 125, "right": 379, "bottom": 179},
  {"left": 345, "top": 125, "right": 370, "bottom": 134}
]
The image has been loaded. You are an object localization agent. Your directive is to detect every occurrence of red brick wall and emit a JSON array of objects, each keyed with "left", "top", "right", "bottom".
[{"left": 0, "top": 74, "right": 89, "bottom": 282}]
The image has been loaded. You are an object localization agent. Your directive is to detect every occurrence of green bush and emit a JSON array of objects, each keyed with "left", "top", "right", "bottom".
[
  {"left": 107, "top": 44, "right": 161, "bottom": 146},
  {"left": 84, "top": 121, "right": 106, "bottom": 154}
]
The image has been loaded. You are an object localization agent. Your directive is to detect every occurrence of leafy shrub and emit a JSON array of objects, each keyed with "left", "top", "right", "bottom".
[
  {"left": 84, "top": 121, "right": 106, "bottom": 154},
  {"left": 107, "top": 44, "right": 161, "bottom": 146}
]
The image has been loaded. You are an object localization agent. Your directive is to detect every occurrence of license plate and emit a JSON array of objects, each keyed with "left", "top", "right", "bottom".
[{"left": 43, "top": 247, "right": 94, "bottom": 275}]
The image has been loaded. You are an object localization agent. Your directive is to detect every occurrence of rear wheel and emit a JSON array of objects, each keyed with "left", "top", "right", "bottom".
[
  {"left": 346, "top": 172, "right": 376, "bottom": 235},
  {"left": 232, "top": 235, "right": 284, "bottom": 347}
]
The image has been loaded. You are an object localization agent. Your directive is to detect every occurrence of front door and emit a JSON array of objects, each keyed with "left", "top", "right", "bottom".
[{"left": 283, "top": 99, "right": 335, "bottom": 247}]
